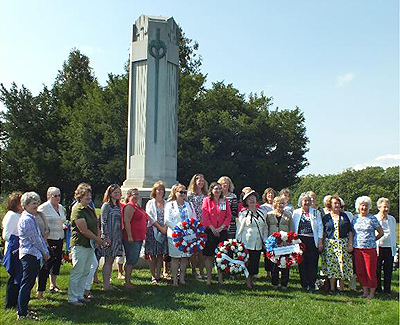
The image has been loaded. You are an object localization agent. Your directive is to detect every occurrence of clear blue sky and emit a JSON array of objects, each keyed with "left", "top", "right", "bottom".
[{"left": 1, "top": 0, "right": 398, "bottom": 175}]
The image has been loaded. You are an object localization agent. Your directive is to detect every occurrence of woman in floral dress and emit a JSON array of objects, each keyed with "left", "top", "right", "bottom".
[
  {"left": 187, "top": 173, "right": 208, "bottom": 278},
  {"left": 321, "top": 195, "right": 353, "bottom": 292},
  {"left": 145, "top": 181, "right": 168, "bottom": 284}
]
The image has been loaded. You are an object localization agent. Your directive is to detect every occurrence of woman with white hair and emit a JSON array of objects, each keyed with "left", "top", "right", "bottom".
[
  {"left": 37, "top": 187, "right": 66, "bottom": 295},
  {"left": 17, "top": 192, "right": 49, "bottom": 320},
  {"left": 292, "top": 192, "right": 323, "bottom": 291},
  {"left": 352, "top": 196, "right": 383, "bottom": 299},
  {"left": 375, "top": 198, "right": 396, "bottom": 294}
]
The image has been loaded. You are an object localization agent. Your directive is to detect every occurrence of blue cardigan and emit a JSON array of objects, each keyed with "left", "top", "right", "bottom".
[{"left": 322, "top": 213, "right": 352, "bottom": 239}]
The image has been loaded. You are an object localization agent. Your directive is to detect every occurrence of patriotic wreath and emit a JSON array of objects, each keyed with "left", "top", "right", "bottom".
[
  {"left": 172, "top": 217, "right": 207, "bottom": 254},
  {"left": 215, "top": 239, "right": 250, "bottom": 277},
  {"left": 265, "top": 231, "right": 305, "bottom": 269}
]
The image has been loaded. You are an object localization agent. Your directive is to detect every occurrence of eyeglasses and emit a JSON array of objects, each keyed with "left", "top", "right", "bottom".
[
  {"left": 178, "top": 190, "right": 187, "bottom": 195},
  {"left": 52, "top": 194, "right": 61, "bottom": 198}
]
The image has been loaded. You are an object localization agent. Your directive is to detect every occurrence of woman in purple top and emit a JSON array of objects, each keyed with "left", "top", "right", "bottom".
[{"left": 17, "top": 192, "right": 49, "bottom": 320}]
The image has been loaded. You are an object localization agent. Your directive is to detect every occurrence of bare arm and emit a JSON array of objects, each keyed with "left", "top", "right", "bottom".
[
  {"left": 124, "top": 205, "right": 135, "bottom": 243},
  {"left": 375, "top": 226, "right": 384, "bottom": 241},
  {"left": 347, "top": 231, "right": 354, "bottom": 252}
]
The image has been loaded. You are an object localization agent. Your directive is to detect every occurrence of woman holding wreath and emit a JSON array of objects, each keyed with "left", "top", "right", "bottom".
[
  {"left": 165, "top": 184, "right": 196, "bottom": 286},
  {"left": 265, "top": 196, "right": 294, "bottom": 290},
  {"left": 236, "top": 190, "right": 267, "bottom": 289},
  {"left": 321, "top": 195, "right": 353, "bottom": 292},
  {"left": 202, "top": 182, "right": 232, "bottom": 285}
]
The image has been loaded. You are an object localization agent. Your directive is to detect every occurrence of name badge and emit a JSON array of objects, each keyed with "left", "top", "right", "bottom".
[{"left": 219, "top": 200, "right": 226, "bottom": 211}]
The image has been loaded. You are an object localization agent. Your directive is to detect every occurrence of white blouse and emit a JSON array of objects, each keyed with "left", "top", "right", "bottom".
[
  {"left": 2, "top": 210, "right": 21, "bottom": 253},
  {"left": 38, "top": 201, "right": 66, "bottom": 240},
  {"left": 236, "top": 208, "right": 267, "bottom": 251}
]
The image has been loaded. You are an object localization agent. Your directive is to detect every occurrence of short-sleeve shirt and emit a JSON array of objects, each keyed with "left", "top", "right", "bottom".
[
  {"left": 70, "top": 203, "right": 98, "bottom": 248},
  {"left": 352, "top": 214, "right": 380, "bottom": 249}
]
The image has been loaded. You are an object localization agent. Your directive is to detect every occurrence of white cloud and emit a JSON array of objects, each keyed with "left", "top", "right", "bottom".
[
  {"left": 353, "top": 154, "right": 399, "bottom": 171},
  {"left": 336, "top": 72, "right": 355, "bottom": 87}
]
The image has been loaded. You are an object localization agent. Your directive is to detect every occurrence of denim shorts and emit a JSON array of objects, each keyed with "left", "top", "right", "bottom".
[{"left": 123, "top": 240, "right": 143, "bottom": 266}]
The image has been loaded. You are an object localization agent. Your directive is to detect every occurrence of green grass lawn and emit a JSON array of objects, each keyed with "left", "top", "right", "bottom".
[{"left": 1, "top": 256, "right": 398, "bottom": 325}]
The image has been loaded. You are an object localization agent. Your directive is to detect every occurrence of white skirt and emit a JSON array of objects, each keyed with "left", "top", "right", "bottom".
[{"left": 167, "top": 237, "right": 192, "bottom": 258}]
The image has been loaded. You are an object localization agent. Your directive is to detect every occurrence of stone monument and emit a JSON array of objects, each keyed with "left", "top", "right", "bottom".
[{"left": 122, "top": 15, "right": 179, "bottom": 199}]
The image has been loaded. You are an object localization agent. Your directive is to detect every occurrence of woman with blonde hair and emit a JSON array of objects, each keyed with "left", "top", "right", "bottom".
[
  {"left": 187, "top": 173, "right": 208, "bottom": 279},
  {"left": 165, "top": 184, "right": 196, "bottom": 286},
  {"left": 352, "top": 196, "right": 383, "bottom": 298},
  {"left": 101, "top": 184, "right": 123, "bottom": 290},
  {"left": 145, "top": 181, "right": 168, "bottom": 284},
  {"left": 218, "top": 176, "right": 238, "bottom": 239}
]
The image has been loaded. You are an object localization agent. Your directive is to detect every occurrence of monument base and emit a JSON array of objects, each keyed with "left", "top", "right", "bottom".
[{"left": 121, "top": 182, "right": 173, "bottom": 208}]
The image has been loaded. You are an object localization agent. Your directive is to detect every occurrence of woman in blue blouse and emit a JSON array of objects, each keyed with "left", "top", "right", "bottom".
[
  {"left": 321, "top": 195, "right": 353, "bottom": 292},
  {"left": 17, "top": 192, "right": 49, "bottom": 320},
  {"left": 352, "top": 196, "right": 383, "bottom": 299}
]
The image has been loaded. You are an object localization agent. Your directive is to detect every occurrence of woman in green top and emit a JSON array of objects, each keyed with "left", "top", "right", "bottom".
[{"left": 67, "top": 184, "right": 106, "bottom": 306}]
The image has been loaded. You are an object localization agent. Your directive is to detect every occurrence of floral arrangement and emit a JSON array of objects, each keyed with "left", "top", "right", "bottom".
[
  {"left": 215, "top": 239, "right": 249, "bottom": 277},
  {"left": 172, "top": 217, "right": 207, "bottom": 254},
  {"left": 265, "top": 231, "right": 305, "bottom": 269}
]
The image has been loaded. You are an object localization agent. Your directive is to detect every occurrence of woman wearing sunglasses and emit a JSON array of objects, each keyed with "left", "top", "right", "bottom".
[{"left": 165, "top": 184, "right": 196, "bottom": 286}]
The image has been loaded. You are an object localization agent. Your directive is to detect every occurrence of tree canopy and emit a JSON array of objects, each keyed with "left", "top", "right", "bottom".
[
  {"left": 291, "top": 166, "right": 399, "bottom": 220},
  {"left": 2, "top": 29, "right": 310, "bottom": 203}
]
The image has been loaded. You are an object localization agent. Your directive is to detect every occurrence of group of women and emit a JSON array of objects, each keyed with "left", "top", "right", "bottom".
[{"left": 1, "top": 175, "right": 397, "bottom": 319}]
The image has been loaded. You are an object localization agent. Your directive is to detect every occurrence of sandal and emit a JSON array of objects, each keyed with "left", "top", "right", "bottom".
[
  {"left": 163, "top": 274, "right": 172, "bottom": 281},
  {"left": 49, "top": 286, "right": 62, "bottom": 293}
]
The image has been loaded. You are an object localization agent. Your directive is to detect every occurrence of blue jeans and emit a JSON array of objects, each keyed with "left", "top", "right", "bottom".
[
  {"left": 123, "top": 241, "right": 143, "bottom": 266},
  {"left": 18, "top": 254, "right": 40, "bottom": 316}
]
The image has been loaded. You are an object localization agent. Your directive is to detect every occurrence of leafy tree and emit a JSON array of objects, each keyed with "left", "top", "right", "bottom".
[
  {"left": 0, "top": 83, "right": 63, "bottom": 199},
  {"left": 291, "top": 166, "right": 399, "bottom": 220}
]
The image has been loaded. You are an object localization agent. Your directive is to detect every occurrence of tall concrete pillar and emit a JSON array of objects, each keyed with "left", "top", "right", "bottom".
[{"left": 122, "top": 15, "right": 179, "bottom": 197}]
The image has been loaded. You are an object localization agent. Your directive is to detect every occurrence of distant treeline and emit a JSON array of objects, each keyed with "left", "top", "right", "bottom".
[{"left": 291, "top": 166, "right": 399, "bottom": 221}]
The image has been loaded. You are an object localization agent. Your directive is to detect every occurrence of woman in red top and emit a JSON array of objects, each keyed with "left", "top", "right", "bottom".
[
  {"left": 122, "top": 188, "right": 166, "bottom": 289},
  {"left": 201, "top": 182, "right": 232, "bottom": 285}
]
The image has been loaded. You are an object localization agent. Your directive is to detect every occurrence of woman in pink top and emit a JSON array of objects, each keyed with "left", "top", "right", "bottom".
[{"left": 201, "top": 182, "right": 231, "bottom": 285}]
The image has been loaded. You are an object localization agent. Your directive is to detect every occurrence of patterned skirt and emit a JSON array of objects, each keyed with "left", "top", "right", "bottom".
[{"left": 321, "top": 237, "right": 353, "bottom": 280}]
